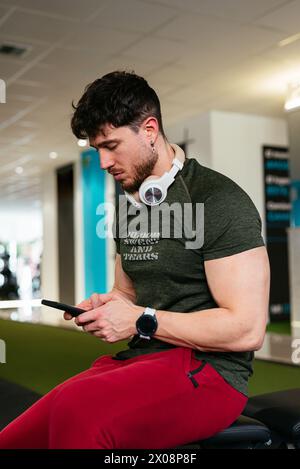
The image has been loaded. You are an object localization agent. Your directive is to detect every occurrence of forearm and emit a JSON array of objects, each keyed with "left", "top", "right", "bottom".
[{"left": 154, "top": 307, "right": 263, "bottom": 353}]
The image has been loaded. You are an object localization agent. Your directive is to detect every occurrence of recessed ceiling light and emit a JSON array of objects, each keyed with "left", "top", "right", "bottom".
[
  {"left": 78, "top": 139, "right": 88, "bottom": 147},
  {"left": 284, "top": 80, "right": 300, "bottom": 111},
  {"left": 285, "top": 97, "right": 300, "bottom": 111},
  {"left": 49, "top": 151, "right": 58, "bottom": 159},
  {"left": 15, "top": 166, "right": 23, "bottom": 174}
]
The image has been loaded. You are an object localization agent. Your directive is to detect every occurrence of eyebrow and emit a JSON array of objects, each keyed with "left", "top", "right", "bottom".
[{"left": 91, "top": 139, "right": 121, "bottom": 149}]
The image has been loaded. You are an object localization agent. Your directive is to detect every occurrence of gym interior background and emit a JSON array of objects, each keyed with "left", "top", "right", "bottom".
[{"left": 0, "top": 0, "right": 300, "bottom": 427}]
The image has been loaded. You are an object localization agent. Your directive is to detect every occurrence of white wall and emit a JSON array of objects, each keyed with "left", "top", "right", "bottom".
[
  {"left": 165, "top": 112, "right": 212, "bottom": 167},
  {"left": 41, "top": 169, "right": 59, "bottom": 301},
  {"left": 288, "top": 228, "right": 300, "bottom": 337},
  {"left": 0, "top": 208, "right": 42, "bottom": 242},
  {"left": 210, "top": 111, "right": 288, "bottom": 236},
  {"left": 166, "top": 110, "right": 288, "bottom": 238}
]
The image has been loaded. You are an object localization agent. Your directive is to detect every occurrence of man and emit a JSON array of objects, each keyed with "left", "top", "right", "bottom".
[{"left": 0, "top": 71, "right": 270, "bottom": 449}]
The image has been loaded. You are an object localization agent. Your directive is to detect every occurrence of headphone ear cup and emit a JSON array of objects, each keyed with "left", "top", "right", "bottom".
[
  {"left": 139, "top": 175, "right": 159, "bottom": 203},
  {"left": 139, "top": 175, "right": 166, "bottom": 206}
]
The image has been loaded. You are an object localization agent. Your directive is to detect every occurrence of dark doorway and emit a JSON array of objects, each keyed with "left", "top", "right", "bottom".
[{"left": 56, "top": 164, "right": 75, "bottom": 305}]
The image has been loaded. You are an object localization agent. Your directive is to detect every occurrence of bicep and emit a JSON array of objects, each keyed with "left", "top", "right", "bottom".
[
  {"left": 113, "top": 254, "right": 137, "bottom": 303},
  {"left": 204, "top": 246, "right": 270, "bottom": 333}
]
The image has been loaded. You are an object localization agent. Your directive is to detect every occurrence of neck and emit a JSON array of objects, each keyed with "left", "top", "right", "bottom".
[{"left": 151, "top": 136, "right": 175, "bottom": 176}]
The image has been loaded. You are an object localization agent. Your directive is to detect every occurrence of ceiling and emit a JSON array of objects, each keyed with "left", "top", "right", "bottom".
[{"left": 0, "top": 0, "right": 299, "bottom": 209}]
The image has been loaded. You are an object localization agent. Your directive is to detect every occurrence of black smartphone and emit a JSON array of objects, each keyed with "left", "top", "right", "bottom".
[{"left": 41, "top": 299, "right": 85, "bottom": 317}]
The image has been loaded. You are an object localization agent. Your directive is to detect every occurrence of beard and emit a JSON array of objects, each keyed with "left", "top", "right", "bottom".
[{"left": 122, "top": 143, "right": 159, "bottom": 194}]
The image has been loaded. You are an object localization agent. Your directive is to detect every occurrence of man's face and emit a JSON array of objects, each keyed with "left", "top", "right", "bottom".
[{"left": 90, "top": 124, "right": 158, "bottom": 193}]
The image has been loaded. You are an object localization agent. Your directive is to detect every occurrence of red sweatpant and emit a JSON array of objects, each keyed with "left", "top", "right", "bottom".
[{"left": 0, "top": 347, "right": 247, "bottom": 449}]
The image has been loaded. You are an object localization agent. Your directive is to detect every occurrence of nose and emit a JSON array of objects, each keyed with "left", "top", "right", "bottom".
[{"left": 99, "top": 149, "right": 114, "bottom": 171}]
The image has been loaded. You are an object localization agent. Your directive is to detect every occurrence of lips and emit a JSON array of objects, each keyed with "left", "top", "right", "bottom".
[{"left": 112, "top": 172, "right": 124, "bottom": 180}]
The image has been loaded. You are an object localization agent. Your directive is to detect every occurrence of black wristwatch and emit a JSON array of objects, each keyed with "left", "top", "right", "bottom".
[{"left": 136, "top": 307, "right": 158, "bottom": 340}]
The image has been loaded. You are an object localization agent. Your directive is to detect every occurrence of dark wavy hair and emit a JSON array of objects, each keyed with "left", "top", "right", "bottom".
[{"left": 71, "top": 70, "right": 166, "bottom": 140}]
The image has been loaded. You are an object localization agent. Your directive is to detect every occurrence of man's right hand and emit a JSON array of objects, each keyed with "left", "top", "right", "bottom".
[{"left": 63, "top": 292, "right": 113, "bottom": 321}]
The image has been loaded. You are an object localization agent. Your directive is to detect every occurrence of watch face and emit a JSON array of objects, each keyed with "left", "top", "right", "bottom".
[
  {"left": 144, "top": 186, "right": 163, "bottom": 205},
  {"left": 136, "top": 314, "right": 158, "bottom": 335}
]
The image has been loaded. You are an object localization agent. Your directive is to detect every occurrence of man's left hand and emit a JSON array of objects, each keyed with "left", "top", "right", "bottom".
[{"left": 74, "top": 292, "right": 143, "bottom": 343}]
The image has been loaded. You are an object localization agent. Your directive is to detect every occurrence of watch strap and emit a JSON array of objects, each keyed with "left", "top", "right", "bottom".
[{"left": 144, "top": 307, "right": 156, "bottom": 316}]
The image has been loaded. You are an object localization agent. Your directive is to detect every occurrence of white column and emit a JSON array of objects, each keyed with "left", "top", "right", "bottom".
[
  {"left": 41, "top": 169, "right": 59, "bottom": 301},
  {"left": 288, "top": 228, "right": 300, "bottom": 337},
  {"left": 74, "top": 159, "right": 85, "bottom": 304}
]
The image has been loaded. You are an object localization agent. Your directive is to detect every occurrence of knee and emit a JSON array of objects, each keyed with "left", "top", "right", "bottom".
[
  {"left": 50, "top": 380, "right": 91, "bottom": 424},
  {"left": 48, "top": 380, "right": 116, "bottom": 448}
]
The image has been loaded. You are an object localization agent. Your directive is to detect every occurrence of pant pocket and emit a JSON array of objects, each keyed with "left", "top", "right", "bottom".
[
  {"left": 182, "top": 348, "right": 207, "bottom": 389},
  {"left": 186, "top": 361, "right": 207, "bottom": 388}
]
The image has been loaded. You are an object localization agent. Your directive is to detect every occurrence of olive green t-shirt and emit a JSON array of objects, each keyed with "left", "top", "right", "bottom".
[{"left": 113, "top": 157, "right": 265, "bottom": 396}]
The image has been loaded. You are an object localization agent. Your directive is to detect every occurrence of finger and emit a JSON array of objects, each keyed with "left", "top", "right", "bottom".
[
  {"left": 90, "top": 292, "right": 114, "bottom": 308},
  {"left": 76, "top": 298, "right": 93, "bottom": 310},
  {"left": 75, "top": 309, "right": 100, "bottom": 326},
  {"left": 97, "top": 292, "right": 116, "bottom": 304},
  {"left": 82, "top": 322, "right": 102, "bottom": 333},
  {"left": 63, "top": 312, "right": 73, "bottom": 320},
  {"left": 76, "top": 292, "right": 119, "bottom": 313},
  {"left": 92, "top": 330, "right": 107, "bottom": 339},
  {"left": 90, "top": 293, "right": 103, "bottom": 309}
]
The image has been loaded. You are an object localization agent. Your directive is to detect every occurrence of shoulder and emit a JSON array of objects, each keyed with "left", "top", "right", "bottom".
[
  {"left": 181, "top": 160, "right": 265, "bottom": 259},
  {"left": 182, "top": 158, "right": 258, "bottom": 211}
]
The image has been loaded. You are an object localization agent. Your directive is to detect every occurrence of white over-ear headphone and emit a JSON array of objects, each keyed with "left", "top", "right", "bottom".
[{"left": 124, "top": 143, "right": 185, "bottom": 207}]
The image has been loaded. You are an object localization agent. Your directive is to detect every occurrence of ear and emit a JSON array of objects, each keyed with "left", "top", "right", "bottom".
[{"left": 141, "top": 117, "right": 159, "bottom": 144}]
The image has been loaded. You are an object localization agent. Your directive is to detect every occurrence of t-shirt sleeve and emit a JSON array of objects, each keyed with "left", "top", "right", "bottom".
[{"left": 202, "top": 186, "right": 265, "bottom": 261}]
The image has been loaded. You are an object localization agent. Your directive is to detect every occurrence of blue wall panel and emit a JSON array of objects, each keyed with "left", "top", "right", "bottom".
[{"left": 81, "top": 148, "right": 106, "bottom": 296}]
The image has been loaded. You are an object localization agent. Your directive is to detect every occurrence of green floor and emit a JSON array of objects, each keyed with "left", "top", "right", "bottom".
[
  {"left": 0, "top": 318, "right": 299, "bottom": 396},
  {"left": 266, "top": 320, "right": 291, "bottom": 335}
]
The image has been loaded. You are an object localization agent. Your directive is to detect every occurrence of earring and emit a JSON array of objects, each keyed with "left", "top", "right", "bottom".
[{"left": 150, "top": 140, "right": 156, "bottom": 153}]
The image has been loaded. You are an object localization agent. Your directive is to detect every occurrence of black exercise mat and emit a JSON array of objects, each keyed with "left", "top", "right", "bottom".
[{"left": 0, "top": 378, "right": 41, "bottom": 430}]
